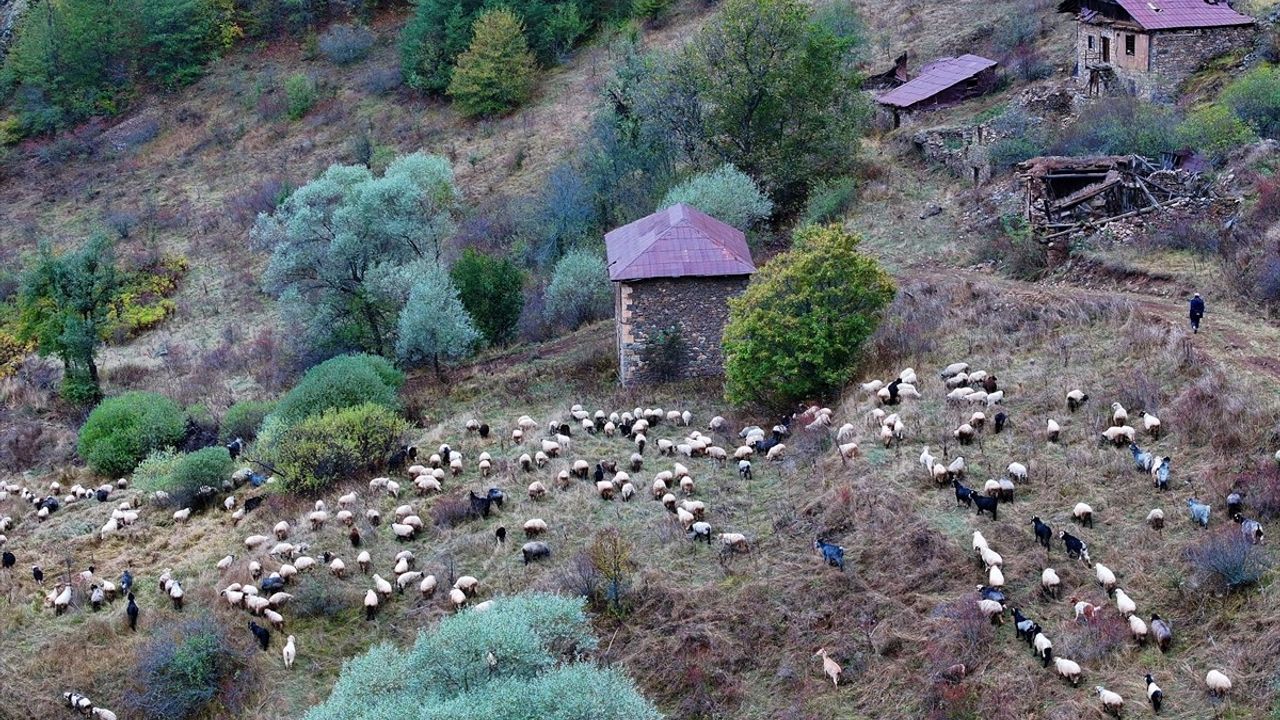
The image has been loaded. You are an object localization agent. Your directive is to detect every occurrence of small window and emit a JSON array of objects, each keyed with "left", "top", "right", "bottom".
[
  {"left": 1087, "top": 35, "right": 1095, "bottom": 49},
  {"left": 1125, "top": 34, "right": 1136, "bottom": 56}
]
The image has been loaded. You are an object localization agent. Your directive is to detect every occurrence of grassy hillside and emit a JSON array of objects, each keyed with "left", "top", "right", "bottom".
[{"left": 4, "top": 271, "right": 1280, "bottom": 718}]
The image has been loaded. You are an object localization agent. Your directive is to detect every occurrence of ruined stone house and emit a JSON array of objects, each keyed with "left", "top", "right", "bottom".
[
  {"left": 1058, "top": 0, "right": 1255, "bottom": 101},
  {"left": 605, "top": 204, "right": 755, "bottom": 384}
]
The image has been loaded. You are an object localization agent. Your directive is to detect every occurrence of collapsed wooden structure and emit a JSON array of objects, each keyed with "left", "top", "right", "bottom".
[{"left": 1017, "top": 155, "right": 1209, "bottom": 242}]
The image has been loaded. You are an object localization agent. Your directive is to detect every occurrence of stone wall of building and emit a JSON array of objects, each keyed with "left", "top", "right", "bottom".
[
  {"left": 1075, "top": 21, "right": 1255, "bottom": 101},
  {"left": 614, "top": 275, "right": 749, "bottom": 384}
]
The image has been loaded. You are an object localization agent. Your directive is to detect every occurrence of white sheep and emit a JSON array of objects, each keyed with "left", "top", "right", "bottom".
[
  {"left": 1073, "top": 502, "right": 1094, "bottom": 527},
  {"left": 1114, "top": 588, "right": 1136, "bottom": 617},
  {"left": 1054, "top": 657, "right": 1082, "bottom": 686},
  {"left": 1110, "top": 402, "right": 1128, "bottom": 427},
  {"left": 1046, "top": 418, "right": 1060, "bottom": 442},
  {"left": 1206, "top": 669, "right": 1232, "bottom": 697},
  {"left": 988, "top": 565, "right": 1004, "bottom": 588},
  {"left": 172, "top": 507, "right": 192, "bottom": 523},
  {"left": 1095, "top": 563, "right": 1117, "bottom": 593},
  {"left": 1007, "top": 462, "right": 1027, "bottom": 482},
  {"left": 977, "top": 599, "right": 1004, "bottom": 624},
  {"left": 419, "top": 574, "right": 438, "bottom": 598},
  {"left": 766, "top": 444, "right": 786, "bottom": 461},
  {"left": 1137, "top": 410, "right": 1161, "bottom": 437},
  {"left": 1041, "top": 568, "right": 1060, "bottom": 597},
  {"left": 1128, "top": 614, "right": 1148, "bottom": 643},
  {"left": 940, "top": 362, "right": 970, "bottom": 379},
  {"left": 1094, "top": 686, "right": 1123, "bottom": 714}
]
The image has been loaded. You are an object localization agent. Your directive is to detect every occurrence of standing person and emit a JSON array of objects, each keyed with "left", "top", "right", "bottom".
[{"left": 1189, "top": 293, "right": 1205, "bottom": 333}]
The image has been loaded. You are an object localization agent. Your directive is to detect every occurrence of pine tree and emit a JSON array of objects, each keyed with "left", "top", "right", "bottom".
[{"left": 446, "top": 8, "right": 537, "bottom": 118}]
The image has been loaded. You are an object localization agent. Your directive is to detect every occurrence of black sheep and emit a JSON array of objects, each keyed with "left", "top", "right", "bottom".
[
  {"left": 977, "top": 585, "right": 1005, "bottom": 604},
  {"left": 248, "top": 620, "right": 271, "bottom": 651},
  {"left": 243, "top": 496, "right": 264, "bottom": 514},
  {"left": 558, "top": 423, "right": 572, "bottom": 437},
  {"left": 973, "top": 494, "right": 998, "bottom": 520},
  {"left": 261, "top": 575, "right": 286, "bottom": 593},
  {"left": 95, "top": 488, "right": 109, "bottom": 502},
  {"left": 469, "top": 491, "right": 494, "bottom": 519},
  {"left": 1, "top": 551, "right": 14, "bottom": 570},
  {"left": 406, "top": 445, "right": 418, "bottom": 460},
  {"left": 32, "top": 565, "right": 43, "bottom": 584},
  {"left": 952, "top": 479, "right": 974, "bottom": 507},
  {"left": 993, "top": 412, "right": 1007, "bottom": 434},
  {"left": 1058, "top": 530, "right": 1088, "bottom": 561},
  {"left": 1031, "top": 517, "right": 1052, "bottom": 550},
  {"left": 120, "top": 569, "right": 133, "bottom": 594},
  {"left": 349, "top": 526, "right": 362, "bottom": 548},
  {"left": 884, "top": 378, "right": 902, "bottom": 405},
  {"left": 388, "top": 446, "right": 408, "bottom": 470},
  {"left": 126, "top": 593, "right": 139, "bottom": 631},
  {"left": 593, "top": 464, "right": 605, "bottom": 484},
  {"left": 478, "top": 423, "right": 490, "bottom": 438},
  {"left": 982, "top": 375, "right": 998, "bottom": 394},
  {"left": 495, "top": 527, "right": 507, "bottom": 546}
]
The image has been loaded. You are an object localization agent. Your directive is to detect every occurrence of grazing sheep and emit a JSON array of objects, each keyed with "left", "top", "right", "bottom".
[
  {"left": 1046, "top": 419, "right": 1060, "bottom": 442},
  {"left": 766, "top": 444, "right": 786, "bottom": 461},
  {"left": 739, "top": 460, "right": 752, "bottom": 480},
  {"left": 1227, "top": 492, "right": 1244, "bottom": 517},
  {"left": 814, "top": 648, "right": 842, "bottom": 686},
  {"left": 1054, "top": 657, "right": 1082, "bottom": 686},
  {"left": 1012, "top": 608, "right": 1038, "bottom": 643},
  {"left": 1114, "top": 588, "right": 1136, "bottom": 617},
  {"left": 1110, "top": 402, "right": 1128, "bottom": 427},
  {"left": 940, "top": 362, "right": 970, "bottom": 379},
  {"left": 988, "top": 565, "right": 1005, "bottom": 588},
  {"left": 1145, "top": 674, "right": 1163, "bottom": 713},
  {"left": 1187, "top": 498, "right": 1211, "bottom": 528},
  {"left": 449, "top": 587, "right": 467, "bottom": 610},
  {"left": 1236, "top": 514, "right": 1264, "bottom": 544},
  {"left": 1094, "top": 686, "right": 1123, "bottom": 716},
  {"left": 947, "top": 387, "right": 975, "bottom": 402},
  {"left": 1041, "top": 568, "right": 1060, "bottom": 598},
  {"left": 419, "top": 575, "right": 438, "bottom": 598},
  {"left": 1150, "top": 614, "right": 1172, "bottom": 652},
  {"left": 596, "top": 481, "right": 616, "bottom": 500},
  {"left": 265, "top": 608, "right": 285, "bottom": 631},
  {"left": 985, "top": 390, "right": 1004, "bottom": 406},
  {"left": 330, "top": 558, "right": 345, "bottom": 577},
  {"left": 1101, "top": 425, "right": 1136, "bottom": 446},
  {"left": 527, "top": 481, "right": 547, "bottom": 501},
  {"left": 91, "top": 708, "right": 117, "bottom": 720},
  {"left": 1067, "top": 390, "right": 1089, "bottom": 412},
  {"left": 365, "top": 509, "right": 381, "bottom": 526},
  {"left": 992, "top": 411, "right": 1008, "bottom": 434},
  {"left": 364, "top": 589, "right": 379, "bottom": 620},
  {"left": 1095, "top": 564, "right": 1117, "bottom": 594},
  {"left": 1073, "top": 503, "right": 1094, "bottom": 527},
  {"left": 1146, "top": 508, "right": 1165, "bottom": 531},
  {"left": 979, "top": 585, "right": 1006, "bottom": 605},
  {"left": 1205, "top": 669, "right": 1232, "bottom": 697},
  {"left": 919, "top": 446, "right": 935, "bottom": 473},
  {"left": 1128, "top": 614, "right": 1148, "bottom": 644},
  {"left": 172, "top": 507, "right": 192, "bottom": 523},
  {"left": 217, "top": 554, "right": 235, "bottom": 571},
  {"left": 357, "top": 551, "right": 371, "bottom": 573},
  {"left": 947, "top": 457, "right": 966, "bottom": 479},
  {"left": 954, "top": 423, "right": 975, "bottom": 445},
  {"left": 932, "top": 463, "right": 949, "bottom": 485},
  {"left": 1136, "top": 410, "right": 1161, "bottom": 437},
  {"left": 719, "top": 533, "right": 750, "bottom": 553},
  {"left": 522, "top": 541, "right": 551, "bottom": 565},
  {"left": 838, "top": 442, "right": 860, "bottom": 459},
  {"left": 978, "top": 598, "right": 1005, "bottom": 624},
  {"left": 1034, "top": 633, "right": 1054, "bottom": 667},
  {"left": 523, "top": 518, "right": 548, "bottom": 537},
  {"left": 980, "top": 547, "right": 1003, "bottom": 570}
]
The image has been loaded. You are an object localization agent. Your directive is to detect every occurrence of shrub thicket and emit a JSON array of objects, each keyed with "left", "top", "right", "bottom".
[
  {"left": 544, "top": 250, "right": 611, "bottom": 329},
  {"left": 450, "top": 249, "right": 526, "bottom": 346},
  {"left": 284, "top": 73, "right": 317, "bottom": 120},
  {"left": 168, "top": 446, "right": 234, "bottom": 504},
  {"left": 267, "top": 353, "right": 402, "bottom": 430},
  {"left": 723, "top": 224, "right": 895, "bottom": 408},
  {"left": 1221, "top": 64, "right": 1280, "bottom": 140},
  {"left": 220, "top": 399, "right": 275, "bottom": 442},
  {"left": 123, "top": 616, "right": 252, "bottom": 720},
  {"left": 659, "top": 164, "right": 773, "bottom": 231},
  {"left": 272, "top": 403, "right": 408, "bottom": 492},
  {"left": 318, "top": 23, "right": 375, "bottom": 65},
  {"left": 305, "top": 594, "right": 659, "bottom": 720},
  {"left": 78, "top": 391, "right": 186, "bottom": 477}
]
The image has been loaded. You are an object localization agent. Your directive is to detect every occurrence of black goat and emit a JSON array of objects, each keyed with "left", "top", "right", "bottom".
[
  {"left": 558, "top": 423, "right": 572, "bottom": 437},
  {"left": 243, "top": 496, "right": 264, "bottom": 514},
  {"left": 478, "top": 423, "right": 490, "bottom": 438},
  {"left": 1058, "top": 530, "right": 1089, "bottom": 562},
  {"left": 973, "top": 494, "right": 998, "bottom": 520},
  {"left": 32, "top": 565, "right": 43, "bottom": 583},
  {"left": 884, "top": 378, "right": 902, "bottom": 405},
  {"left": 248, "top": 620, "right": 271, "bottom": 651},
  {"left": 1012, "top": 608, "right": 1039, "bottom": 644},
  {"left": 495, "top": 526, "right": 507, "bottom": 546},
  {"left": 993, "top": 412, "right": 1007, "bottom": 434},
  {"left": 1, "top": 551, "right": 14, "bottom": 570},
  {"left": 126, "top": 593, "right": 139, "bottom": 631},
  {"left": 952, "top": 479, "right": 974, "bottom": 507},
  {"left": 120, "top": 569, "right": 133, "bottom": 594},
  {"left": 388, "top": 446, "right": 408, "bottom": 470},
  {"left": 467, "top": 488, "right": 506, "bottom": 519},
  {"left": 1031, "top": 517, "right": 1052, "bottom": 550},
  {"left": 226, "top": 437, "right": 244, "bottom": 460},
  {"left": 593, "top": 464, "right": 605, "bottom": 484},
  {"left": 813, "top": 539, "right": 845, "bottom": 570},
  {"left": 1227, "top": 492, "right": 1244, "bottom": 518},
  {"left": 95, "top": 488, "right": 110, "bottom": 502}
]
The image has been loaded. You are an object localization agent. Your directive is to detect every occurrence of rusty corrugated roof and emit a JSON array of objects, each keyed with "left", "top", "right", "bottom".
[
  {"left": 1112, "top": 0, "right": 1253, "bottom": 29},
  {"left": 876, "top": 54, "right": 998, "bottom": 109},
  {"left": 605, "top": 204, "right": 756, "bottom": 282}
]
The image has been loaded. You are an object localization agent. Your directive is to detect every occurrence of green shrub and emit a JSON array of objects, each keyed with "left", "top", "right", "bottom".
[
  {"left": 168, "top": 447, "right": 233, "bottom": 503},
  {"left": 273, "top": 403, "right": 408, "bottom": 492},
  {"left": 78, "top": 391, "right": 186, "bottom": 477},
  {"left": 447, "top": 9, "right": 539, "bottom": 118},
  {"left": 123, "top": 616, "right": 252, "bottom": 720},
  {"left": 1053, "top": 98, "right": 1180, "bottom": 158},
  {"left": 1221, "top": 64, "right": 1280, "bottom": 140},
  {"left": 284, "top": 73, "right": 317, "bottom": 120},
  {"left": 306, "top": 593, "right": 659, "bottom": 720},
  {"left": 220, "top": 400, "right": 275, "bottom": 442},
  {"left": 268, "top": 354, "right": 402, "bottom": 430},
  {"left": 131, "top": 448, "right": 185, "bottom": 492},
  {"left": 659, "top": 164, "right": 773, "bottom": 231},
  {"left": 723, "top": 224, "right": 895, "bottom": 408},
  {"left": 1177, "top": 104, "right": 1256, "bottom": 163},
  {"left": 544, "top": 249, "right": 611, "bottom": 329},
  {"left": 632, "top": 0, "right": 673, "bottom": 22},
  {"left": 450, "top": 249, "right": 526, "bottom": 346},
  {"left": 394, "top": 266, "right": 481, "bottom": 373},
  {"left": 801, "top": 176, "right": 857, "bottom": 225}
]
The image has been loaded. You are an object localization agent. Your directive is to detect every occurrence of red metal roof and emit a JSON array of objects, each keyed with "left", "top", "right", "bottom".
[
  {"left": 605, "top": 204, "right": 756, "bottom": 282},
  {"left": 1111, "top": 0, "right": 1253, "bottom": 29},
  {"left": 876, "top": 54, "right": 999, "bottom": 109}
]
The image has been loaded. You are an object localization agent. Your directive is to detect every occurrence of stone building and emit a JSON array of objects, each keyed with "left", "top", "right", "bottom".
[
  {"left": 605, "top": 204, "right": 756, "bottom": 384},
  {"left": 1059, "top": 0, "right": 1255, "bottom": 101}
]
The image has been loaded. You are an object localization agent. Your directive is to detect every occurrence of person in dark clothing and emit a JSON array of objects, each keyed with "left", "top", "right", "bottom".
[{"left": 1189, "top": 293, "right": 1205, "bottom": 333}]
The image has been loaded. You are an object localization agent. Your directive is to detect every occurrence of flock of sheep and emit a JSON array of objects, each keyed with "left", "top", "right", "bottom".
[
  {"left": 0, "top": 402, "right": 800, "bottom": 715},
  {"left": 824, "top": 360, "right": 1266, "bottom": 715}
]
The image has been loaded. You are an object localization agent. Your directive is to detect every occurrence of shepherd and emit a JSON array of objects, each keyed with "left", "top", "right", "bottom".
[{"left": 1189, "top": 293, "right": 1205, "bottom": 333}]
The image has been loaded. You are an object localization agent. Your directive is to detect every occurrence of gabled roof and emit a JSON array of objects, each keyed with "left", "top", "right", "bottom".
[
  {"left": 876, "top": 54, "right": 998, "bottom": 109},
  {"left": 1114, "top": 0, "right": 1253, "bottom": 30},
  {"left": 1060, "top": 0, "right": 1254, "bottom": 29},
  {"left": 605, "top": 204, "right": 756, "bottom": 282}
]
